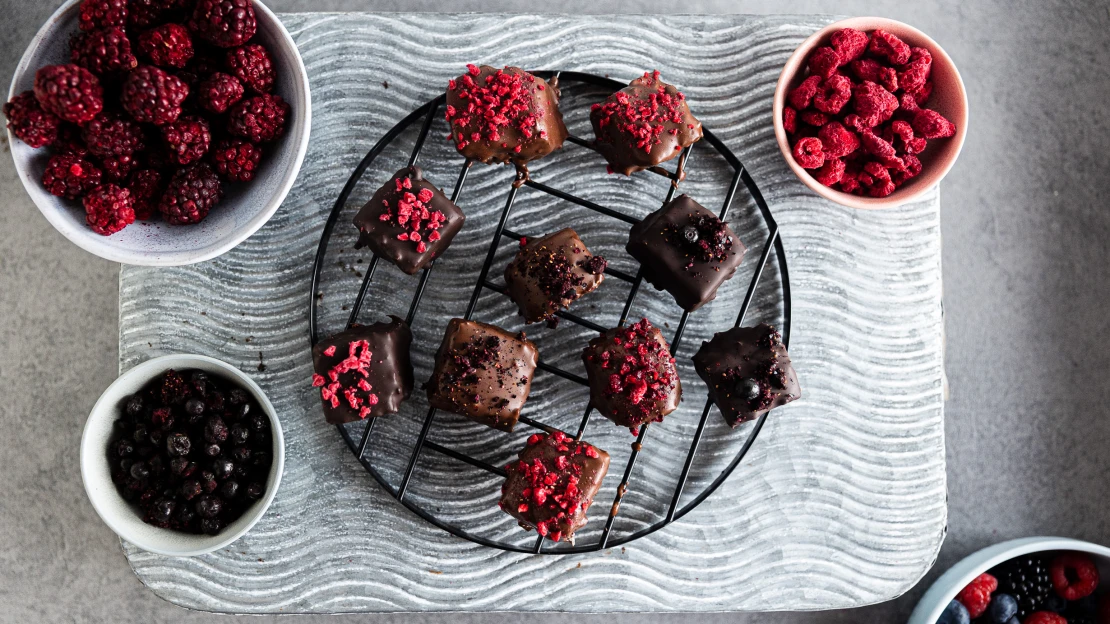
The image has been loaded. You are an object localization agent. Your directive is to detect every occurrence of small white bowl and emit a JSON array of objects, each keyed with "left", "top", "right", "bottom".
[
  {"left": 8, "top": 0, "right": 311, "bottom": 266},
  {"left": 908, "top": 537, "right": 1110, "bottom": 624},
  {"left": 80, "top": 354, "right": 284, "bottom": 557}
]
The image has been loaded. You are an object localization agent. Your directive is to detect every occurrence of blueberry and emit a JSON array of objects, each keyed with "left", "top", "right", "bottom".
[
  {"left": 248, "top": 414, "right": 267, "bottom": 432},
  {"left": 987, "top": 593, "right": 1017, "bottom": 622},
  {"left": 184, "top": 398, "right": 206, "bottom": 416},
  {"left": 115, "top": 438, "right": 135, "bottom": 457},
  {"left": 231, "top": 447, "right": 252, "bottom": 463},
  {"left": 245, "top": 482, "right": 264, "bottom": 500},
  {"left": 219, "top": 480, "right": 239, "bottom": 499},
  {"left": 152, "top": 499, "right": 176, "bottom": 522},
  {"left": 938, "top": 600, "right": 970, "bottom": 624},
  {"left": 180, "top": 480, "right": 202, "bottom": 500},
  {"left": 211, "top": 458, "right": 235, "bottom": 480},
  {"left": 204, "top": 416, "right": 229, "bottom": 444},
  {"left": 735, "top": 377, "right": 761, "bottom": 402},
  {"left": 201, "top": 518, "right": 222, "bottom": 535},
  {"left": 195, "top": 494, "right": 222, "bottom": 518},
  {"left": 132, "top": 424, "right": 149, "bottom": 444},
  {"left": 166, "top": 432, "right": 191, "bottom": 457},
  {"left": 1044, "top": 593, "right": 1066, "bottom": 613},
  {"left": 681, "top": 225, "right": 698, "bottom": 243},
  {"left": 204, "top": 443, "right": 221, "bottom": 457},
  {"left": 234, "top": 402, "right": 251, "bottom": 420},
  {"left": 229, "top": 424, "right": 249, "bottom": 446},
  {"left": 125, "top": 394, "right": 144, "bottom": 417},
  {"left": 200, "top": 470, "right": 218, "bottom": 493},
  {"left": 229, "top": 389, "right": 248, "bottom": 405},
  {"left": 129, "top": 462, "right": 151, "bottom": 481}
]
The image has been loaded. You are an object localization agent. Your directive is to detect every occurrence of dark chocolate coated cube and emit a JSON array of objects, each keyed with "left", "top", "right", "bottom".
[
  {"left": 692, "top": 323, "right": 800, "bottom": 427},
  {"left": 311, "top": 316, "right": 414, "bottom": 424},
  {"left": 503, "top": 228, "right": 607, "bottom": 324}
]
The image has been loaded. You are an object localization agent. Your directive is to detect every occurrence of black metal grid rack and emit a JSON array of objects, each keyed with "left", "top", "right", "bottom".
[{"left": 309, "top": 71, "right": 791, "bottom": 554}]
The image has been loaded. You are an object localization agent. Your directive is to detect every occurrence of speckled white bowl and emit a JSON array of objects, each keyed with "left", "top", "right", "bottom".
[
  {"left": 80, "top": 354, "right": 284, "bottom": 556},
  {"left": 8, "top": 0, "right": 311, "bottom": 265}
]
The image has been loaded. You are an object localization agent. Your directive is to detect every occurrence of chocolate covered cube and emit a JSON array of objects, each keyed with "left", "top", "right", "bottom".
[
  {"left": 692, "top": 323, "right": 800, "bottom": 427},
  {"left": 311, "top": 316, "right": 415, "bottom": 424},
  {"left": 503, "top": 228, "right": 607, "bottom": 325}
]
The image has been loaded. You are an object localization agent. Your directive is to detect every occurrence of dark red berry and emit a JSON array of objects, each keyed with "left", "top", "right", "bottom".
[
  {"left": 99, "top": 152, "right": 143, "bottom": 184},
  {"left": 158, "top": 162, "right": 222, "bottom": 224},
  {"left": 33, "top": 64, "right": 103, "bottom": 124},
  {"left": 70, "top": 27, "right": 137, "bottom": 75},
  {"left": 42, "top": 153, "right": 102, "bottom": 199},
  {"left": 78, "top": 0, "right": 128, "bottom": 31},
  {"left": 128, "top": 0, "right": 176, "bottom": 28},
  {"left": 195, "top": 493, "right": 222, "bottom": 518},
  {"left": 227, "top": 94, "right": 289, "bottom": 143},
  {"left": 166, "top": 432, "right": 192, "bottom": 456},
  {"left": 54, "top": 123, "right": 90, "bottom": 156},
  {"left": 127, "top": 169, "right": 163, "bottom": 220},
  {"left": 162, "top": 116, "right": 211, "bottom": 165},
  {"left": 210, "top": 138, "right": 260, "bottom": 182},
  {"left": 3, "top": 91, "right": 59, "bottom": 148},
  {"left": 245, "top": 481, "right": 264, "bottom": 500},
  {"left": 82, "top": 113, "right": 145, "bottom": 157},
  {"left": 225, "top": 44, "right": 274, "bottom": 94},
  {"left": 120, "top": 65, "right": 188, "bottom": 126},
  {"left": 83, "top": 183, "right": 135, "bottom": 235},
  {"left": 218, "top": 480, "right": 239, "bottom": 499},
  {"left": 1050, "top": 553, "right": 1099, "bottom": 601},
  {"left": 195, "top": 72, "right": 243, "bottom": 114},
  {"left": 188, "top": 0, "right": 257, "bottom": 48},
  {"left": 138, "top": 23, "right": 195, "bottom": 68},
  {"left": 204, "top": 415, "right": 228, "bottom": 443}
]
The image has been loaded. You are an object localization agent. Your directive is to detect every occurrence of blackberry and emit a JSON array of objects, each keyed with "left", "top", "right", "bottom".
[
  {"left": 70, "top": 27, "right": 137, "bottom": 75},
  {"left": 98, "top": 152, "right": 143, "bottom": 184},
  {"left": 42, "top": 153, "right": 102, "bottom": 199},
  {"left": 54, "top": 123, "right": 90, "bottom": 156},
  {"left": 196, "top": 72, "right": 243, "bottom": 114},
  {"left": 128, "top": 0, "right": 173, "bottom": 29},
  {"left": 994, "top": 555, "right": 1052, "bottom": 619},
  {"left": 121, "top": 65, "right": 188, "bottom": 126},
  {"left": 225, "top": 43, "right": 274, "bottom": 94},
  {"left": 83, "top": 183, "right": 135, "bottom": 235},
  {"left": 227, "top": 94, "right": 289, "bottom": 143},
  {"left": 162, "top": 116, "right": 211, "bottom": 165},
  {"left": 33, "top": 64, "right": 103, "bottom": 124},
  {"left": 211, "top": 138, "right": 261, "bottom": 182},
  {"left": 188, "top": 0, "right": 257, "bottom": 48},
  {"left": 3, "top": 91, "right": 59, "bottom": 148},
  {"left": 138, "top": 23, "right": 195, "bottom": 68},
  {"left": 158, "top": 162, "right": 222, "bottom": 224},
  {"left": 78, "top": 0, "right": 128, "bottom": 32},
  {"left": 82, "top": 113, "right": 145, "bottom": 157},
  {"left": 127, "top": 169, "right": 164, "bottom": 220}
]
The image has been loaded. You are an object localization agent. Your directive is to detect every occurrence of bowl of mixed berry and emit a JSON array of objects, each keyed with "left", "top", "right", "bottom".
[
  {"left": 5, "top": 0, "right": 310, "bottom": 265},
  {"left": 81, "top": 354, "right": 284, "bottom": 556},
  {"left": 909, "top": 537, "right": 1110, "bottom": 624}
]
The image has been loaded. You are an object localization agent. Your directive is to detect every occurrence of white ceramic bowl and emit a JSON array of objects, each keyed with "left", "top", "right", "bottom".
[
  {"left": 908, "top": 537, "right": 1110, "bottom": 624},
  {"left": 8, "top": 0, "right": 311, "bottom": 265},
  {"left": 80, "top": 354, "right": 284, "bottom": 556}
]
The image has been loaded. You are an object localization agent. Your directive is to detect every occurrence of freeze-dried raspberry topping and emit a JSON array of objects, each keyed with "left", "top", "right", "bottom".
[
  {"left": 590, "top": 70, "right": 689, "bottom": 155},
  {"left": 853, "top": 81, "right": 899, "bottom": 124},
  {"left": 375, "top": 175, "right": 447, "bottom": 255},
  {"left": 82, "top": 113, "right": 145, "bottom": 157},
  {"left": 849, "top": 58, "right": 898, "bottom": 92},
  {"left": 813, "top": 74, "right": 852, "bottom": 114},
  {"left": 70, "top": 27, "right": 138, "bottom": 75},
  {"left": 912, "top": 109, "right": 956, "bottom": 139},
  {"left": 898, "top": 47, "right": 933, "bottom": 93},
  {"left": 782, "top": 106, "right": 797, "bottom": 134},
  {"left": 445, "top": 64, "right": 548, "bottom": 153},
  {"left": 787, "top": 74, "right": 822, "bottom": 111},
  {"left": 79, "top": 0, "right": 128, "bottom": 32},
  {"left": 860, "top": 127, "right": 903, "bottom": 169},
  {"left": 814, "top": 158, "right": 846, "bottom": 186},
  {"left": 664, "top": 211, "right": 735, "bottom": 268},
  {"left": 83, "top": 183, "right": 135, "bottom": 235},
  {"left": 34, "top": 64, "right": 103, "bottom": 124},
  {"left": 42, "top": 153, "right": 103, "bottom": 199},
  {"left": 799, "top": 110, "right": 829, "bottom": 127},
  {"left": 138, "top": 23, "right": 195, "bottom": 69},
  {"left": 4, "top": 91, "right": 59, "bottom": 148},
  {"left": 593, "top": 318, "right": 678, "bottom": 419},
  {"left": 311, "top": 339, "right": 378, "bottom": 419}
]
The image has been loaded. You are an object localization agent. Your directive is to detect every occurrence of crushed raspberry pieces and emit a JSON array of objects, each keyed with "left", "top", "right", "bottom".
[
  {"left": 314, "top": 339, "right": 377, "bottom": 416},
  {"left": 377, "top": 173, "right": 447, "bottom": 255},
  {"left": 445, "top": 65, "right": 545, "bottom": 152},
  {"left": 594, "top": 318, "right": 677, "bottom": 421},
  {"left": 591, "top": 70, "right": 689, "bottom": 154}
]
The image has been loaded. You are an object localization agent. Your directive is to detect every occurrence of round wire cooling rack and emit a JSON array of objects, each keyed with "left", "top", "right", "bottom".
[{"left": 309, "top": 70, "right": 791, "bottom": 554}]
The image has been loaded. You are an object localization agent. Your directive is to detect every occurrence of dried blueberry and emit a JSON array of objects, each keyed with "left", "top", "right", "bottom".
[
  {"left": 125, "top": 394, "right": 145, "bottom": 417},
  {"left": 130, "top": 462, "right": 151, "bottom": 480},
  {"left": 151, "top": 407, "right": 174, "bottom": 429},
  {"left": 248, "top": 414, "right": 267, "bottom": 432},
  {"left": 231, "top": 447, "right": 251, "bottom": 463},
  {"left": 148, "top": 429, "right": 165, "bottom": 445},
  {"left": 229, "top": 388, "right": 248, "bottom": 405},
  {"left": 200, "top": 470, "right": 218, "bottom": 493},
  {"left": 229, "top": 424, "right": 249, "bottom": 446},
  {"left": 166, "top": 432, "right": 192, "bottom": 456},
  {"left": 132, "top": 424, "right": 149, "bottom": 444},
  {"left": 147, "top": 455, "right": 164, "bottom": 476},
  {"left": 205, "top": 416, "right": 229, "bottom": 443},
  {"left": 152, "top": 499, "right": 176, "bottom": 522},
  {"left": 115, "top": 438, "right": 135, "bottom": 457},
  {"left": 682, "top": 225, "right": 698, "bottom": 243},
  {"left": 735, "top": 377, "right": 761, "bottom": 402},
  {"left": 204, "top": 443, "right": 221, "bottom": 457},
  {"left": 181, "top": 480, "right": 202, "bottom": 500},
  {"left": 201, "top": 518, "right": 222, "bottom": 535},
  {"left": 195, "top": 494, "right": 222, "bottom": 518},
  {"left": 219, "top": 480, "right": 239, "bottom": 499},
  {"left": 233, "top": 402, "right": 251, "bottom": 420},
  {"left": 211, "top": 458, "right": 235, "bottom": 480},
  {"left": 207, "top": 392, "right": 225, "bottom": 412},
  {"left": 245, "top": 482, "right": 264, "bottom": 500}
]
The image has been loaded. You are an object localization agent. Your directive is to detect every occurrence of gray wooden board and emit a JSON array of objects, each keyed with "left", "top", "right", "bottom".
[{"left": 118, "top": 12, "right": 946, "bottom": 613}]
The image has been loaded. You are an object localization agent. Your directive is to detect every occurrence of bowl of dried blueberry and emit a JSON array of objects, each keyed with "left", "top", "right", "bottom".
[
  {"left": 5, "top": 0, "right": 310, "bottom": 265},
  {"left": 908, "top": 537, "right": 1110, "bottom": 624},
  {"left": 81, "top": 354, "right": 284, "bottom": 556}
]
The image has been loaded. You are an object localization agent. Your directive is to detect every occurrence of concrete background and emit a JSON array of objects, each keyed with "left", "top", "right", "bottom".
[{"left": 1, "top": 1, "right": 1108, "bottom": 622}]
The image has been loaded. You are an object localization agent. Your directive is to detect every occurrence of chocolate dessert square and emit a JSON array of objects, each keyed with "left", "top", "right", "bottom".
[
  {"left": 311, "top": 316, "right": 415, "bottom": 425},
  {"left": 353, "top": 166, "right": 466, "bottom": 275},
  {"left": 692, "top": 324, "right": 800, "bottom": 427},
  {"left": 503, "top": 228, "right": 607, "bottom": 325},
  {"left": 499, "top": 430, "right": 610, "bottom": 543},
  {"left": 445, "top": 64, "right": 568, "bottom": 168},
  {"left": 590, "top": 70, "right": 702, "bottom": 175},
  {"left": 626, "top": 194, "right": 747, "bottom": 312},
  {"left": 426, "top": 319, "right": 538, "bottom": 431},
  {"left": 581, "top": 318, "right": 681, "bottom": 433}
]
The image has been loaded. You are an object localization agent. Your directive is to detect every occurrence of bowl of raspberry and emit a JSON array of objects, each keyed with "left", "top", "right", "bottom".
[
  {"left": 5, "top": 0, "right": 310, "bottom": 265},
  {"left": 80, "top": 354, "right": 285, "bottom": 556},
  {"left": 907, "top": 537, "right": 1110, "bottom": 624},
  {"left": 773, "top": 17, "right": 967, "bottom": 209}
]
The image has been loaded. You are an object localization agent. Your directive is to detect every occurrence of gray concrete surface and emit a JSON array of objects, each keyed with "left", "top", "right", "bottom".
[{"left": 1, "top": 1, "right": 1108, "bottom": 622}]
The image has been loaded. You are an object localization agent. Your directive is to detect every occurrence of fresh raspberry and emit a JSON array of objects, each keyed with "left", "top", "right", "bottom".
[
  {"left": 69, "top": 27, "right": 137, "bottom": 75},
  {"left": 792, "top": 136, "right": 824, "bottom": 169},
  {"left": 54, "top": 123, "right": 90, "bottom": 156},
  {"left": 818, "top": 121, "right": 859, "bottom": 158},
  {"left": 813, "top": 74, "right": 852, "bottom": 114},
  {"left": 225, "top": 44, "right": 275, "bottom": 94},
  {"left": 860, "top": 128, "right": 903, "bottom": 169},
  {"left": 955, "top": 572, "right": 998, "bottom": 619},
  {"left": 42, "top": 153, "right": 103, "bottom": 199},
  {"left": 127, "top": 169, "right": 164, "bottom": 220},
  {"left": 859, "top": 161, "right": 896, "bottom": 198},
  {"left": 78, "top": 0, "right": 128, "bottom": 31},
  {"left": 912, "top": 109, "right": 956, "bottom": 139},
  {"left": 188, "top": 0, "right": 257, "bottom": 48},
  {"left": 138, "top": 23, "right": 195, "bottom": 69},
  {"left": 33, "top": 64, "right": 103, "bottom": 124},
  {"left": 159, "top": 162, "right": 222, "bottom": 224},
  {"left": 210, "top": 138, "right": 261, "bottom": 182},
  {"left": 81, "top": 113, "right": 145, "bottom": 157},
  {"left": 1024, "top": 613, "right": 1067, "bottom": 624},
  {"left": 120, "top": 65, "right": 189, "bottom": 125},
  {"left": 807, "top": 46, "right": 842, "bottom": 79},
  {"left": 830, "top": 28, "right": 869, "bottom": 62},
  {"left": 99, "top": 152, "right": 143, "bottom": 183},
  {"left": 787, "top": 75, "right": 822, "bottom": 110},
  {"left": 3, "top": 91, "right": 59, "bottom": 148},
  {"left": 799, "top": 110, "right": 829, "bottom": 127},
  {"left": 162, "top": 116, "right": 211, "bottom": 165},
  {"left": 898, "top": 47, "right": 933, "bottom": 93},
  {"left": 849, "top": 58, "right": 898, "bottom": 93},
  {"left": 196, "top": 72, "right": 244, "bottom": 113},
  {"left": 813, "top": 157, "right": 845, "bottom": 186},
  {"left": 227, "top": 94, "right": 289, "bottom": 143},
  {"left": 782, "top": 106, "right": 797, "bottom": 134},
  {"left": 1050, "top": 553, "right": 1100, "bottom": 601},
  {"left": 83, "top": 183, "right": 135, "bottom": 235},
  {"left": 868, "top": 29, "right": 911, "bottom": 65},
  {"left": 853, "top": 81, "right": 899, "bottom": 125}
]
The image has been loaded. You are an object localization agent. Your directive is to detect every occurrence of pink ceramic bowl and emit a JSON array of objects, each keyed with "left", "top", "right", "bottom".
[{"left": 772, "top": 17, "right": 968, "bottom": 210}]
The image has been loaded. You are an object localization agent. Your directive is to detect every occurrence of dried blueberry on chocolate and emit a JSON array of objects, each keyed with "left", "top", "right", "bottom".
[
  {"left": 426, "top": 319, "right": 538, "bottom": 431},
  {"left": 499, "top": 431, "right": 610, "bottom": 543},
  {"left": 626, "top": 194, "right": 746, "bottom": 312},
  {"left": 581, "top": 318, "right": 681, "bottom": 433},
  {"left": 503, "top": 228, "right": 607, "bottom": 325},
  {"left": 352, "top": 166, "right": 466, "bottom": 275},
  {"left": 590, "top": 70, "right": 702, "bottom": 175},
  {"left": 310, "top": 315, "right": 414, "bottom": 425},
  {"left": 692, "top": 323, "right": 800, "bottom": 427}
]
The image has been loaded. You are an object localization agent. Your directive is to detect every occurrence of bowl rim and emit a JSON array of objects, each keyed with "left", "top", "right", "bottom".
[
  {"left": 80, "top": 353, "right": 285, "bottom": 557},
  {"left": 771, "top": 16, "right": 969, "bottom": 210},
  {"left": 7, "top": 0, "right": 312, "bottom": 266},
  {"left": 906, "top": 536, "right": 1110, "bottom": 624}
]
